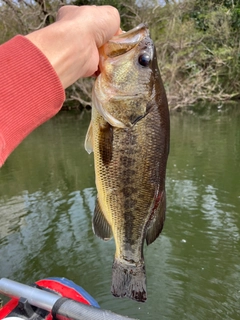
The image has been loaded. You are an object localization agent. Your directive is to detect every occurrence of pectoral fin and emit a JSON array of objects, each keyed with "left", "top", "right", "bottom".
[
  {"left": 84, "top": 121, "right": 94, "bottom": 154},
  {"left": 92, "top": 199, "right": 113, "bottom": 241},
  {"left": 146, "top": 190, "right": 166, "bottom": 246}
]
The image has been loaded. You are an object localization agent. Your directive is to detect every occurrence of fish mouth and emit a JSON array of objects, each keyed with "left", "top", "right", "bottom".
[
  {"left": 111, "top": 23, "right": 149, "bottom": 43},
  {"left": 103, "top": 23, "right": 149, "bottom": 58},
  {"left": 95, "top": 24, "right": 151, "bottom": 129}
]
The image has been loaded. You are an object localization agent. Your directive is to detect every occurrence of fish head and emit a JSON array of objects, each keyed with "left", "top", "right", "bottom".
[{"left": 93, "top": 24, "right": 160, "bottom": 128}]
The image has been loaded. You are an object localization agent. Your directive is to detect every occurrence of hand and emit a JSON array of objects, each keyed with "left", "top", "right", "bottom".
[{"left": 25, "top": 5, "right": 120, "bottom": 89}]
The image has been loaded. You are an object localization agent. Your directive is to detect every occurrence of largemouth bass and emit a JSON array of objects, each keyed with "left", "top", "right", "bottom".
[{"left": 85, "top": 24, "right": 170, "bottom": 302}]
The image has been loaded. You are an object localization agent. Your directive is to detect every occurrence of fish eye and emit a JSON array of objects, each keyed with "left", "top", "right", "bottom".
[{"left": 138, "top": 53, "right": 151, "bottom": 67}]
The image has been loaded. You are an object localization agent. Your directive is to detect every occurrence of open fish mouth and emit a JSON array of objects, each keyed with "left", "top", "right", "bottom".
[
  {"left": 103, "top": 23, "right": 149, "bottom": 58},
  {"left": 95, "top": 23, "right": 153, "bottom": 129},
  {"left": 111, "top": 23, "right": 149, "bottom": 42}
]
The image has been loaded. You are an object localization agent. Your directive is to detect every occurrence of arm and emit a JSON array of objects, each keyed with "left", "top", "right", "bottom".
[{"left": 0, "top": 5, "right": 120, "bottom": 166}]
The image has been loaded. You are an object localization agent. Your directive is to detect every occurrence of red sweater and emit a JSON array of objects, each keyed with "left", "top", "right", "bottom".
[{"left": 0, "top": 35, "right": 65, "bottom": 167}]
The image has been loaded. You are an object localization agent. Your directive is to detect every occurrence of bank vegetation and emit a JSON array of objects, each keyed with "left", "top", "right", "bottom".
[{"left": 1, "top": 0, "right": 240, "bottom": 109}]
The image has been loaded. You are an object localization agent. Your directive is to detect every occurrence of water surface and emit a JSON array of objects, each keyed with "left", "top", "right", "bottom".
[{"left": 0, "top": 106, "right": 240, "bottom": 319}]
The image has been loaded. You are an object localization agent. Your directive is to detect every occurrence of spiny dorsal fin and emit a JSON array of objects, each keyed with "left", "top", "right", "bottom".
[
  {"left": 146, "top": 190, "right": 166, "bottom": 246},
  {"left": 92, "top": 199, "right": 113, "bottom": 241},
  {"left": 84, "top": 121, "right": 93, "bottom": 154}
]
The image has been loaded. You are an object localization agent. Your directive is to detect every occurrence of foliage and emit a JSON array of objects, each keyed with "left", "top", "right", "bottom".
[
  {"left": 0, "top": 0, "right": 239, "bottom": 109},
  {"left": 138, "top": 0, "right": 240, "bottom": 108},
  {"left": 191, "top": 0, "right": 240, "bottom": 33}
]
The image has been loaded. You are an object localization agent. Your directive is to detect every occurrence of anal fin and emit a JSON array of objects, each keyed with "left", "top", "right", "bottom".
[
  {"left": 92, "top": 199, "right": 113, "bottom": 241},
  {"left": 146, "top": 190, "right": 166, "bottom": 246}
]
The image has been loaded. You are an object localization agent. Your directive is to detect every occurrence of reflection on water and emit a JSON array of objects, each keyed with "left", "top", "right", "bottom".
[{"left": 1, "top": 106, "right": 240, "bottom": 319}]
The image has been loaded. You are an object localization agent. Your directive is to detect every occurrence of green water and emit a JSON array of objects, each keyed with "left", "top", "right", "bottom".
[{"left": 0, "top": 105, "right": 240, "bottom": 319}]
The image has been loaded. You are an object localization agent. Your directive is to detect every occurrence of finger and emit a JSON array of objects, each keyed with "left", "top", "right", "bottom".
[{"left": 91, "top": 6, "right": 120, "bottom": 47}]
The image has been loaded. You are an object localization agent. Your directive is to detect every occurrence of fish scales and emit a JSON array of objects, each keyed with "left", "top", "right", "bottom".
[
  {"left": 94, "top": 107, "right": 166, "bottom": 243},
  {"left": 85, "top": 23, "right": 170, "bottom": 302}
]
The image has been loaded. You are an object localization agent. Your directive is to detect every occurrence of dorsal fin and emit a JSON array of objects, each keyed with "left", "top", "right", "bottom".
[
  {"left": 146, "top": 190, "right": 166, "bottom": 246},
  {"left": 92, "top": 199, "right": 113, "bottom": 241}
]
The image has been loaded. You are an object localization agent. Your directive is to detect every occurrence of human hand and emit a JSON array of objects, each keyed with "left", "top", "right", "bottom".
[{"left": 25, "top": 5, "right": 120, "bottom": 89}]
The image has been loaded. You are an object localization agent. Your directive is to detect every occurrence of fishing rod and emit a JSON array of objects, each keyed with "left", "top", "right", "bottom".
[{"left": 0, "top": 278, "right": 138, "bottom": 320}]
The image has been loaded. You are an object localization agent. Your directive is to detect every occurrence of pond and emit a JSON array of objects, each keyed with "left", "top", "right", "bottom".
[{"left": 0, "top": 105, "right": 240, "bottom": 319}]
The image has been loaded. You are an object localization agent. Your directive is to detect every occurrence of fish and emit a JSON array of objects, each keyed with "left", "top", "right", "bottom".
[{"left": 85, "top": 23, "right": 170, "bottom": 303}]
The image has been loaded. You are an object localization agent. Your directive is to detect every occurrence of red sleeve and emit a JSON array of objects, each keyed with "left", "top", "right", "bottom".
[{"left": 0, "top": 35, "right": 65, "bottom": 166}]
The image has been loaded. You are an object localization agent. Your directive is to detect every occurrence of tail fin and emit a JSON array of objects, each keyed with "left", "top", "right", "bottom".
[{"left": 111, "top": 258, "right": 147, "bottom": 302}]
